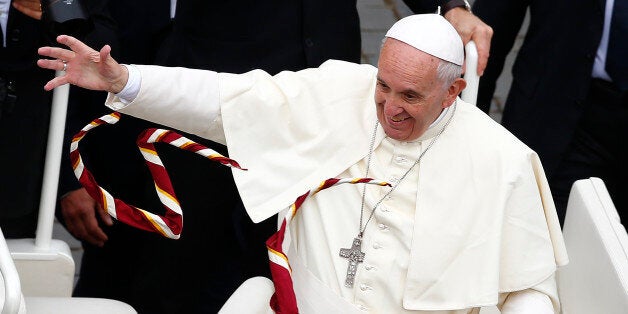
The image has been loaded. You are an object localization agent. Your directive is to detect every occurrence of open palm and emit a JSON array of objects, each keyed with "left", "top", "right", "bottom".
[{"left": 37, "top": 35, "right": 128, "bottom": 93}]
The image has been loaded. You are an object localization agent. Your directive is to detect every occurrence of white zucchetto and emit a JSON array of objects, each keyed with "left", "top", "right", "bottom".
[{"left": 385, "top": 14, "right": 464, "bottom": 66}]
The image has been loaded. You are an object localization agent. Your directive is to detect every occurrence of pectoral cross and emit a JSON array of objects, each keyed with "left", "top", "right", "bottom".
[{"left": 339, "top": 237, "right": 365, "bottom": 288}]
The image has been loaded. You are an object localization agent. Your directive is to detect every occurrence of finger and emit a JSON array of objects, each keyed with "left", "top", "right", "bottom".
[
  {"left": 473, "top": 25, "right": 493, "bottom": 76},
  {"left": 50, "top": 59, "right": 67, "bottom": 71},
  {"left": 63, "top": 211, "right": 87, "bottom": 242},
  {"left": 475, "top": 45, "right": 489, "bottom": 76},
  {"left": 57, "top": 34, "right": 94, "bottom": 55},
  {"left": 74, "top": 207, "right": 108, "bottom": 246},
  {"left": 97, "top": 204, "right": 114, "bottom": 226},
  {"left": 37, "top": 46, "right": 76, "bottom": 61},
  {"left": 83, "top": 216, "right": 109, "bottom": 246},
  {"left": 42, "top": 74, "right": 69, "bottom": 91},
  {"left": 37, "top": 58, "right": 69, "bottom": 78},
  {"left": 473, "top": 32, "right": 492, "bottom": 76},
  {"left": 77, "top": 222, "right": 107, "bottom": 247},
  {"left": 85, "top": 226, "right": 107, "bottom": 246},
  {"left": 37, "top": 58, "right": 57, "bottom": 71},
  {"left": 99, "top": 44, "right": 113, "bottom": 63}
]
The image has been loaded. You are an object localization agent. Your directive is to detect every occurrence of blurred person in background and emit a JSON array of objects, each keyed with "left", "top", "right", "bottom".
[
  {"left": 0, "top": 0, "right": 114, "bottom": 238},
  {"left": 473, "top": 0, "right": 627, "bottom": 224}
]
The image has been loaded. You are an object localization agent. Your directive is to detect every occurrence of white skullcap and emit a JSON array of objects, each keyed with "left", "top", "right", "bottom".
[{"left": 385, "top": 14, "right": 463, "bottom": 66}]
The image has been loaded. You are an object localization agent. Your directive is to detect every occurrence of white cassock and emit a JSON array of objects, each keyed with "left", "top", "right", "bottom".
[{"left": 106, "top": 60, "right": 569, "bottom": 313}]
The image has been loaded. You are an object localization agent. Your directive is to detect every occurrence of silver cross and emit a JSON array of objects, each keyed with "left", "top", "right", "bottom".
[{"left": 339, "top": 237, "right": 365, "bottom": 288}]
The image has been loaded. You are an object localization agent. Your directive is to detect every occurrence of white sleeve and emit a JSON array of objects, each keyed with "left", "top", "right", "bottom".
[
  {"left": 104, "top": 65, "right": 225, "bottom": 144},
  {"left": 115, "top": 64, "right": 141, "bottom": 104}
]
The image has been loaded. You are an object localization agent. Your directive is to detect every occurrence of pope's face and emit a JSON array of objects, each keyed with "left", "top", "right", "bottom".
[{"left": 375, "top": 39, "right": 453, "bottom": 142}]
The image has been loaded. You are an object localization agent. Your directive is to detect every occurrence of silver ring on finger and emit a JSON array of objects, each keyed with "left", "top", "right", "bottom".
[{"left": 62, "top": 60, "right": 67, "bottom": 72}]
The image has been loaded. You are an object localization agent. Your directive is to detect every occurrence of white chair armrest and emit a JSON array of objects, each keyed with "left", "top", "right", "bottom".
[
  {"left": 0, "top": 228, "right": 24, "bottom": 314},
  {"left": 219, "top": 276, "right": 275, "bottom": 314},
  {"left": 557, "top": 177, "right": 628, "bottom": 313}
]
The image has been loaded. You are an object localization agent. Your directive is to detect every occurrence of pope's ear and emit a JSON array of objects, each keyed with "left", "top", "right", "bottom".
[{"left": 443, "top": 78, "right": 466, "bottom": 108}]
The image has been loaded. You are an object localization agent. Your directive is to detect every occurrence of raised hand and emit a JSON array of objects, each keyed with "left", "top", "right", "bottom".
[{"left": 37, "top": 35, "right": 128, "bottom": 93}]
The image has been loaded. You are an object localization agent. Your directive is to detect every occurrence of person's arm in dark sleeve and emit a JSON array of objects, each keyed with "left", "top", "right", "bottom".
[{"left": 473, "top": 0, "right": 528, "bottom": 113}]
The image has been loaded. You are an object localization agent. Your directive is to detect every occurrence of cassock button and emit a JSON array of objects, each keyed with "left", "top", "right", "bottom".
[
  {"left": 378, "top": 223, "right": 388, "bottom": 231},
  {"left": 373, "top": 243, "right": 381, "bottom": 249},
  {"left": 395, "top": 156, "right": 407, "bottom": 163},
  {"left": 365, "top": 265, "right": 374, "bottom": 270},
  {"left": 360, "top": 283, "right": 370, "bottom": 291}
]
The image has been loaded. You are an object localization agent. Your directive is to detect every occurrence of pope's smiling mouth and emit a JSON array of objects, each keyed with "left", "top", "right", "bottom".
[{"left": 391, "top": 116, "right": 409, "bottom": 122}]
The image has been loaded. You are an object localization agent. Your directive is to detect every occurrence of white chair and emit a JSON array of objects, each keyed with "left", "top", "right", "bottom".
[
  {"left": 481, "top": 178, "right": 628, "bottom": 314},
  {"left": 0, "top": 74, "right": 137, "bottom": 312},
  {"left": 1, "top": 74, "right": 76, "bottom": 299},
  {"left": 557, "top": 177, "right": 628, "bottom": 314},
  {"left": 1, "top": 227, "right": 137, "bottom": 314}
]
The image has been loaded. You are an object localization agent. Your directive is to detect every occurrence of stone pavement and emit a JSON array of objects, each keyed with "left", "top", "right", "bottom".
[{"left": 54, "top": 0, "right": 530, "bottom": 293}]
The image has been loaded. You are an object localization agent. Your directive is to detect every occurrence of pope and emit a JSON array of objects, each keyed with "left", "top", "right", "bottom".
[{"left": 38, "top": 14, "right": 568, "bottom": 313}]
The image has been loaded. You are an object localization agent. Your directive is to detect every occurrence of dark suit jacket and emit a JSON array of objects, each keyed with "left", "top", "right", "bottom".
[
  {"left": 0, "top": 0, "right": 114, "bottom": 238},
  {"left": 156, "top": 0, "right": 446, "bottom": 73},
  {"left": 473, "top": 0, "right": 605, "bottom": 178},
  {"left": 0, "top": 5, "right": 53, "bottom": 238}
]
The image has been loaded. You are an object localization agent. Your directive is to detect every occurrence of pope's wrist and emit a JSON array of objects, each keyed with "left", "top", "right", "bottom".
[{"left": 115, "top": 64, "right": 141, "bottom": 104}]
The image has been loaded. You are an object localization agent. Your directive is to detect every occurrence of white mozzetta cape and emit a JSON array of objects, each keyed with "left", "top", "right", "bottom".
[{"left": 107, "top": 60, "right": 568, "bottom": 311}]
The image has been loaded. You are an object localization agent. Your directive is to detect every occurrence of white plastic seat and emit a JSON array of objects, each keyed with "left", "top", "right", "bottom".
[
  {"left": 1, "top": 228, "right": 137, "bottom": 314},
  {"left": 557, "top": 177, "right": 628, "bottom": 313},
  {"left": 6, "top": 238, "right": 74, "bottom": 297},
  {"left": 24, "top": 297, "right": 136, "bottom": 314}
]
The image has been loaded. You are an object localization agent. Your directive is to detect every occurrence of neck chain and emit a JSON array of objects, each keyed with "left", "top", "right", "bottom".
[{"left": 339, "top": 103, "right": 457, "bottom": 288}]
